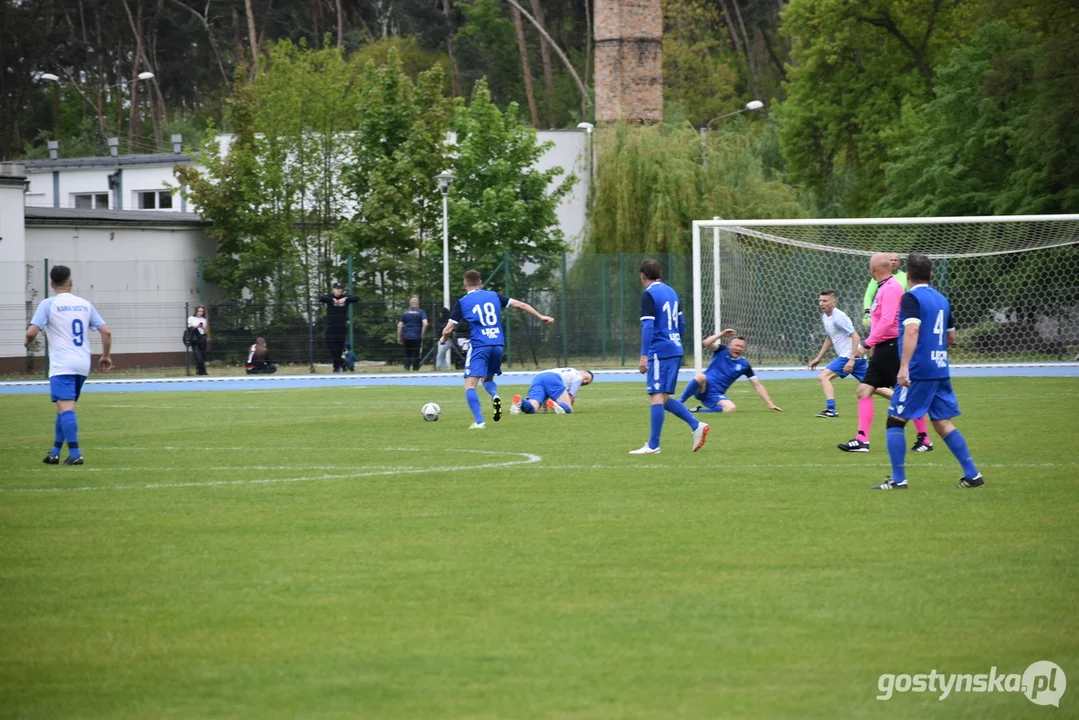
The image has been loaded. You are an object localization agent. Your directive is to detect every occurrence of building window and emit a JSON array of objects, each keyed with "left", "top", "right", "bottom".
[
  {"left": 73, "top": 193, "right": 109, "bottom": 210},
  {"left": 138, "top": 190, "right": 173, "bottom": 210}
]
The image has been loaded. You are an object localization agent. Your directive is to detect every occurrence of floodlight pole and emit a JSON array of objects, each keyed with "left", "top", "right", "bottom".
[
  {"left": 435, "top": 171, "right": 455, "bottom": 312},
  {"left": 700, "top": 100, "right": 764, "bottom": 169}
]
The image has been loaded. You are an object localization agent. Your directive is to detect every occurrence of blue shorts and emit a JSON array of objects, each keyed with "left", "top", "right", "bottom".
[
  {"left": 50, "top": 374, "right": 86, "bottom": 402},
  {"left": 695, "top": 386, "right": 730, "bottom": 409},
  {"left": 646, "top": 355, "right": 682, "bottom": 395},
  {"left": 527, "top": 372, "right": 567, "bottom": 404},
  {"left": 464, "top": 345, "right": 503, "bottom": 379},
  {"left": 825, "top": 356, "right": 868, "bottom": 382},
  {"left": 888, "top": 378, "right": 961, "bottom": 421}
]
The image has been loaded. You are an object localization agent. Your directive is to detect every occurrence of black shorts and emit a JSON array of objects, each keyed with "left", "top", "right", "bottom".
[{"left": 863, "top": 340, "right": 899, "bottom": 389}]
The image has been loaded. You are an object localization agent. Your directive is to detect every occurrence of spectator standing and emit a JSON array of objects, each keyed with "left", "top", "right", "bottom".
[
  {"left": 318, "top": 282, "right": 359, "bottom": 372},
  {"left": 186, "top": 304, "right": 211, "bottom": 375},
  {"left": 397, "top": 296, "right": 428, "bottom": 371}
]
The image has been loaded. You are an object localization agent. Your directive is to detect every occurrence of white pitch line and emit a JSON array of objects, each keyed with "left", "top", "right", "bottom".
[{"left": 0, "top": 449, "right": 541, "bottom": 494}]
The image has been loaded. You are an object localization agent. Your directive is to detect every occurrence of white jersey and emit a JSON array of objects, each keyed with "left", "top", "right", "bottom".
[
  {"left": 821, "top": 308, "right": 856, "bottom": 359},
  {"left": 30, "top": 293, "right": 106, "bottom": 377},
  {"left": 550, "top": 367, "right": 585, "bottom": 397},
  {"left": 187, "top": 316, "right": 208, "bottom": 335}
]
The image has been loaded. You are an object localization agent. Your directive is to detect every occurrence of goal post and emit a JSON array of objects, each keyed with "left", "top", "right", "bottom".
[{"left": 690, "top": 215, "right": 1079, "bottom": 373}]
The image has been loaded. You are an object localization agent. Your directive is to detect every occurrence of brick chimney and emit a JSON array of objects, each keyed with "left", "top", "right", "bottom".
[{"left": 594, "top": 0, "right": 663, "bottom": 124}]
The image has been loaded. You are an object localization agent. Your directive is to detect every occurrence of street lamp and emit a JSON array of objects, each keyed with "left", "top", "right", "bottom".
[
  {"left": 37, "top": 70, "right": 157, "bottom": 144},
  {"left": 699, "top": 100, "right": 764, "bottom": 168},
  {"left": 435, "top": 171, "right": 455, "bottom": 313}
]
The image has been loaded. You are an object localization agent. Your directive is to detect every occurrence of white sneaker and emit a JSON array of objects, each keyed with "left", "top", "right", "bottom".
[
  {"left": 546, "top": 399, "right": 566, "bottom": 415},
  {"left": 692, "top": 422, "right": 710, "bottom": 452},
  {"left": 469, "top": 422, "right": 486, "bottom": 429},
  {"left": 510, "top": 394, "right": 522, "bottom": 415},
  {"left": 628, "top": 444, "right": 660, "bottom": 455}
]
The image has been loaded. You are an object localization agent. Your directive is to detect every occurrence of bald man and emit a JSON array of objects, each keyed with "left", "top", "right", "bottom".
[{"left": 839, "top": 253, "right": 932, "bottom": 453}]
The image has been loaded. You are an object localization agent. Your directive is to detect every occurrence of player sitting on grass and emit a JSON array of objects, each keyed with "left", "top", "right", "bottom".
[
  {"left": 680, "top": 329, "right": 782, "bottom": 414},
  {"left": 511, "top": 368, "right": 594, "bottom": 415},
  {"left": 808, "top": 289, "right": 867, "bottom": 418}
]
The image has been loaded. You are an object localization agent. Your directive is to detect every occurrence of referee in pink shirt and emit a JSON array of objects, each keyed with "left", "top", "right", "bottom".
[{"left": 839, "top": 253, "right": 932, "bottom": 453}]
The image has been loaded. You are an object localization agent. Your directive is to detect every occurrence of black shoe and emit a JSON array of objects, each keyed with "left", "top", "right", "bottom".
[
  {"left": 692, "top": 406, "right": 703, "bottom": 413},
  {"left": 957, "top": 474, "right": 984, "bottom": 488},
  {"left": 816, "top": 409, "right": 838, "bottom": 418},
  {"left": 911, "top": 434, "right": 934, "bottom": 452},
  {"left": 838, "top": 438, "right": 870, "bottom": 452},
  {"left": 63, "top": 456, "right": 84, "bottom": 465},
  {"left": 871, "top": 478, "right": 908, "bottom": 490},
  {"left": 492, "top": 395, "right": 503, "bottom": 422},
  {"left": 42, "top": 454, "right": 60, "bottom": 465}
]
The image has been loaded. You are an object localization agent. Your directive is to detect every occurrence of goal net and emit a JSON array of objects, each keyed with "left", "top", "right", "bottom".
[{"left": 690, "top": 215, "right": 1079, "bottom": 373}]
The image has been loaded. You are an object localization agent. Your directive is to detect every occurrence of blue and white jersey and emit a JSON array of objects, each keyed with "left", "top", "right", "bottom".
[
  {"left": 822, "top": 308, "right": 856, "bottom": 359},
  {"left": 449, "top": 289, "right": 511, "bottom": 348},
  {"left": 705, "top": 345, "right": 755, "bottom": 394},
  {"left": 640, "top": 281, "right": 685, "bottom": 359},
  {"left": 550, "top": 367, "right": 585, "bottom": 397},
  {"left": 30, "top": 293, "right": 106, "bottom": 377},
  {"left": 900, "top": 284, "right": 954, "bottom": 380}
]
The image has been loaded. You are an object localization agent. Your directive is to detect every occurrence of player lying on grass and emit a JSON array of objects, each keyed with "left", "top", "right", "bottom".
[
  {"left": 680, "top": 329, "right": 782, "bottom": 413},
  {"left": 873, "top": 253, "right": 983, "bottom": 490},
  {"left": 807, "top": 289, "right": 867, "bottom": 418},
  {"left": 511, "top": 368, "right": 594, "bottom": 415}
]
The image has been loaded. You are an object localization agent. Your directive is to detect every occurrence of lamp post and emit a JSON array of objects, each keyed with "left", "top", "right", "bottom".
[
  {"left": 576, "top": 122, "right": 595, "bottom": 211},
  {"left": 699, "top": 100, "right": 764, "bottom": 168},
  {"left": 435, "top": 171, "right": 455, "bottom": 312},
  {"left": 38, "top": 71, "right": 156, "bottom": 145}
]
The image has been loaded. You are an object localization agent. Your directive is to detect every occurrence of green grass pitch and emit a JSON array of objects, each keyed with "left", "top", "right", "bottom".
[{"left": 1, "top": 376, "right": 1077, "bottom": 718}]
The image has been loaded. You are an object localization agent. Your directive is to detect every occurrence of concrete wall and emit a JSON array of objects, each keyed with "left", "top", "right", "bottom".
[{"left": 26, "top": 165, "right": 188, "bottom": 212}]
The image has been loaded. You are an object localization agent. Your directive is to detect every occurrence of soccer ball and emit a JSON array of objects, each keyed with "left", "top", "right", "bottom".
[{"left": 421, "top": 402, "right": 441, "bottom": 421}]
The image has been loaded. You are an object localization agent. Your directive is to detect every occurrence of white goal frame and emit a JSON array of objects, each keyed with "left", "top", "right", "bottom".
[{"left": 690, "top": 214, "right": 1079, "bottom": 373}]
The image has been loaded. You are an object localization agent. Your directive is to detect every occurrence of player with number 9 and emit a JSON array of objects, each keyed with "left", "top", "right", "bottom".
[
  {"left": 439, "top": 269, "right": 554, "bottom": 429},
  {"left": 24, "top": 265, "right": 113, "bottom": 465}
]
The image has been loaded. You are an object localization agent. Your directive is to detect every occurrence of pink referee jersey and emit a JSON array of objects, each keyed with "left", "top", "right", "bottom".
[{"left": 866, "top": 275, "right": 904, "bottom": 347}]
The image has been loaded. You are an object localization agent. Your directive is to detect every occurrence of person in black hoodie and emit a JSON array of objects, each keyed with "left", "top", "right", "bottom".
[{"left": 318, "top": 282, "right": 359, "bottom": 372}]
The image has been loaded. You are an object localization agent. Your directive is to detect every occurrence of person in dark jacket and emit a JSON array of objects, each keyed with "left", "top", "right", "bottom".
[
  {"left": 397, "top": 296, "right": 428, "bottom": 371},
  {"left": 245, "top": 337, "right": 277, "bottom": 374},
  {"left": 318, "top": 282, "right": 359, "bottom": 372}
]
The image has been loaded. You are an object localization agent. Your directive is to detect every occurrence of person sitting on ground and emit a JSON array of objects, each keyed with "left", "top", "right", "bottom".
[{"left": 245, "top": 337, "right": 277, "bottom": 374}]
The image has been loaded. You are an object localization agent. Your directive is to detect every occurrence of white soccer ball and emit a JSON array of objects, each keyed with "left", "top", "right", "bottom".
[{"left": 421, "top": 402, "right": 441, "bottom": 421}]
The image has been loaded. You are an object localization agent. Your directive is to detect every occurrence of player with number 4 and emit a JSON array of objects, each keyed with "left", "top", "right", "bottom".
[
  {"left": 440, "top": 269, "right": 554, "bottom": 429},
  {"left": 24, "top": 265, "right": 113, "bottom": 465}
]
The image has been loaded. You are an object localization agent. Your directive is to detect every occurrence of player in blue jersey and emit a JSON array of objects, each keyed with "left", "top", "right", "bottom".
[
  {"left": 872, "top": 253, "right": 983, "bottom": 490},
  {"left": 511, "top": 367, "right": 594, "bottom": 415},
  {"left": 679, "top": 329, "right": 782, "bottom": 413},
  {"left": 439, "top": 269, "right": 554, "bottom": 428},
  {"left": 630, "top": 259, "right": 709, "bottom": 455},
  {"left": 24, "top": 265, "right": 113, "bottom": 465}
]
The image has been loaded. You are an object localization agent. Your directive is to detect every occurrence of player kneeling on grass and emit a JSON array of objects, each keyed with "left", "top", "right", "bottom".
[
  {"left": 808, "top": 290, "right": 867, "bottom": 418},
  {"left": 512, "top": 368, "right": 594, "bottom": 415},
  {"left": 680, "top": 329, "right": 782, "bottom": 414},
  {"left": 873, "top": 253, "right": 983, "bottom": 490}
]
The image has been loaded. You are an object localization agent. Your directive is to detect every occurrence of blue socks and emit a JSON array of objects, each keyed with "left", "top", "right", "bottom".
[
  {"left": 556, "top": 402, "right": 573, "bottom": 414},
  {"left": 59, "top": 410, "right": 80, "bottom": 459},
  {"left": 680, "top": 378, "right": 699, "bottom": 403},
  {"left": 648, "top": 403, "right": 664, "bottom": 449},
  {"left": 664, "top": 397, "right": 699, "bottom": 429},
  {"left": 50, "top": 414, "right": 64, "bottom": 456},
  {"left": 826, "top": 398, "right": 836, "bottom": 411},
  {"left": 521, "top": 400, "right": 536, "bottom": 414},
  {"left": 696, "top": 405, "right": 725, "bottom": 413},
  {"left": 943, "top": 429, "right": 979, "bottom": 478},
  {"left": 886, "top": 426, "right": 907, "bottom": 484},
  {"left": 465, "top": 388, "right": 483, "bottom": 423},
  {"left": 483, "top": 380, "right": 499, "bottom": 398}
]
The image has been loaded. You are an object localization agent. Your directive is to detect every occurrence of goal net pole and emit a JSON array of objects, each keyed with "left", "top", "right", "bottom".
[{"left": 691, "top": 214, "right": 1079, "bottom": 374}]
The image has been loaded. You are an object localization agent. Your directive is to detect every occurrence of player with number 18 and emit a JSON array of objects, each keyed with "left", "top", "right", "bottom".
[{"left": 440, "top": 269, "right": 554, "bottom": 428}]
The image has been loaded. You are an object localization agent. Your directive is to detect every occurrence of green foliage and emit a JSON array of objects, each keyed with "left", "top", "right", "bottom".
[
  {"left": 453, "top": 0, "right": 525, "bottom": 109},
  {"left": 447, "top": 79, "right": 576, "bottom": 289},
  {"left": 590, "top": 121, "right": 805, "bottom": 254},
  {"left": 662, "top": 0, "right": 741, "bottom": 128},
  {"left": 340, "top": 50, "right": 453, "bottom": 299},
  {"left": 777, "top": 0, "right": 975, "bottom": 216}
]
